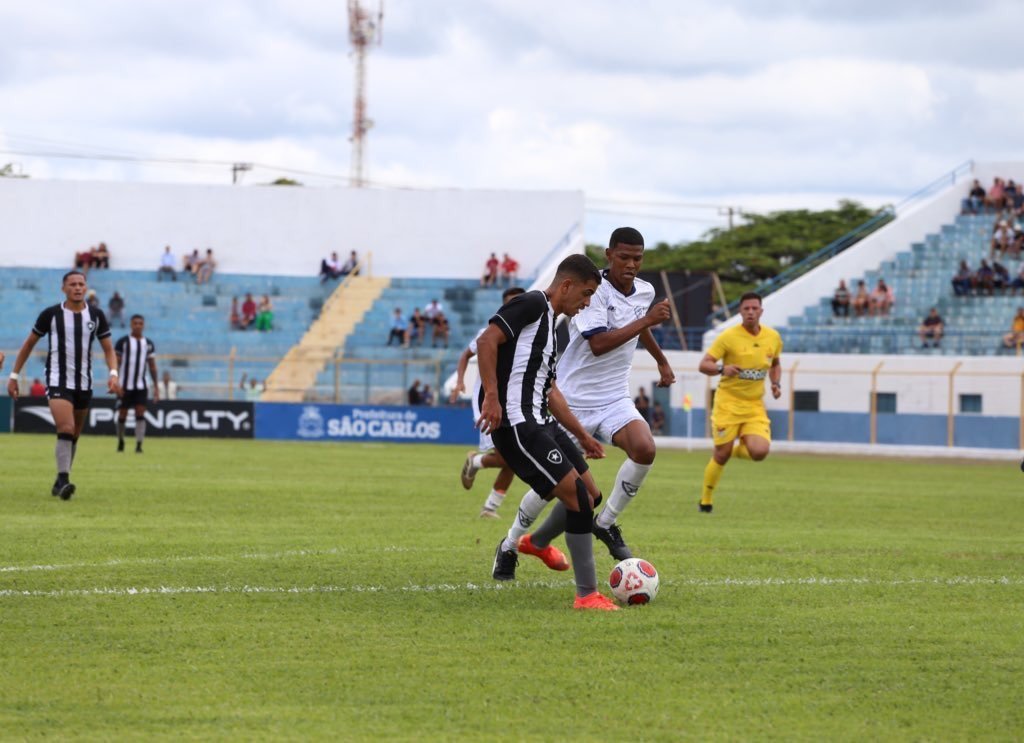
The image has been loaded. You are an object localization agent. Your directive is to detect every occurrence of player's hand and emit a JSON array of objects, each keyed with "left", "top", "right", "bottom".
[
  {"left": 771, "top": 383, "right": 782, "bottom": 400},
  {"left": 448, "top": 380, "right": 465, "bottom": 404},
  {"left": 108, "top": 378, "right": 122, "bottom": 396},
  {"left": 6, "top": 378, "right": 18, "bottom": 399},
  {"left": 579, "top": 434, "right": 605, "bottom": 460},
  {"left": 655, "top": 361, "right": 675, "bottom": 387},
  {"left": 0, "top": 351, "right": 5, "bottom": 370},
  {"left": 645, "top": 299, "right": 672, "bottom": 326},
  {"left": 477, "top": 394, "right": 502, "bottom": 434},
  {"left": 722, "top": 365, "right": 741, "bottom": 378},
  {"left": 152, "top": 389, "right": 160, "bottom": 403}
]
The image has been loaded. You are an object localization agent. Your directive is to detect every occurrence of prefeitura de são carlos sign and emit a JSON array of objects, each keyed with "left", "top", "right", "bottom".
[{"left": 255, "top": 403, "right": 476, "bottom": 445}]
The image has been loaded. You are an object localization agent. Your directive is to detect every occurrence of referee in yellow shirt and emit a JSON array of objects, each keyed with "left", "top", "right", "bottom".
[{"left": 697, "top": 292, "right": 782, "bottom": 513}]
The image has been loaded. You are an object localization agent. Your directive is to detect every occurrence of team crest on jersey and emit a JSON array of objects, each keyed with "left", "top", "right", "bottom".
[
  {"left": 547, "top": 449, "right": 563, "bottom": 464},
  {"left": 87, "top": 321, "right": 96, "bottom": 331},
  {"left": 633, "top": 306, "right": 645, "bottom": 320}
]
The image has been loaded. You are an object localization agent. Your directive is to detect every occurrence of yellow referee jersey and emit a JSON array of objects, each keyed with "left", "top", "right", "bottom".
[{"left": 708, "top": 323, "right": 783, "bottom": 405}]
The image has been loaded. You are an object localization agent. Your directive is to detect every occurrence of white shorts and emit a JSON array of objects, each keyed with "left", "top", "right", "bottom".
[{"left": 562, "top": 397, "right": 646, "bottom": 448}]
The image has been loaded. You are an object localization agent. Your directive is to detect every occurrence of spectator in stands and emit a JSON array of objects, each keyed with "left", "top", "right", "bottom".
[
  {"left": 951, "top": 260, "right": 973, "bottom": 296},
  {"left": 74, "top": 246, "right": 93, "bottom": 273},
  {"left": 1011, "top": 265, "right": 1024, "bottom": 295},
  {"left": 320, "top": 252, "right": 342, "bottom": 283},
  {"left": 158, "top": 371, "right": 179, "bottom": 400},
  {"left": 239, "top": 373, "right": 265, "bottom": 401},
  {"left": 650, "top": 401, "right": 665, "bottom": 435},
  {"left": 407, "top": 308, "right": 426, "bottom": 347},
  {"left": 991, "top": 220, "right": 1013, "bottom": 258},
  {"left": 986, "top": 177, "right": 1006, "bottom": 212},
  {"left": 255, "top": 295, "right": 274, "bottom": 332},
  {"left": 387, "top": 308, "right": 407, "bottom": 346},
  {"left": 918, "top": 307, "right": 944, "bottom": 349},
  {"left": 230, "top": 297, "right": 243, "bottom": 330},
  {"left": 973, "top": 259, "right": 995, "bottom": 295},
  {"left": 184, "top": 249, "right": 201, "bottom": 276},
  {"left": 963, "top": 179, "right": 986, "bottom": 214},
  {"left": 108, "top": 291, "right": 126, "bottom": 328},
  {"left": 421, "top": 384, "right": 435, "bottom": 406},
  {"left": 92, "top": 242, "right": 110, "bottom": 269},
  {"left": 481, "top": 252, "right": 499, "bottom": 287},
  {"left": 196, "top": 249, "right": 216, "bottom": 284},
  {"left": 86, "top": 289, "right": 101, "bottom": 313},
  {"left": 869, "top": 279, "right": 894, "bottom": 316},
  {"left": 29, "top": 378, "right": 46, "bottom": 397},
  {"left": 634, "top": 387, "right": 651, "bottom": 423},
  {"left": 407, "top": 379, "right": 422, "bottom": 405},
  {"left": 340, "top": 250, "right": 359, "bottom": 277},
  {"left": 1009, "top": 223, "right": 1024, "bottom": 259},
  {"left": 500, "top": 253, "right": 519, "bottom": 286},
  {"left": 993, "top": 260, "right": 1011, "bottom": 293},
  {"left": 240, "top": 293, "right": 257, "bottom": 330},
  {"left": 432, "top": 311, "right": 450, "bottom": 349},
  {"left": 423, "top": 298, "right": 443, "bottom": 343},
  {"left": 1005, "top": 180, "right": 1019, "bottom": 209},
  {"left": 157, "top": 245, "right": 177, "bottom": 281},
  {"left": 852, "top": 280, "right": 870, "bottom": 317},
  {"left": 1003, "top": 307, "right": 1024, "bottom": 349},
  {"left": 831, "top": 280, "right": 851, "bottom": 317}
]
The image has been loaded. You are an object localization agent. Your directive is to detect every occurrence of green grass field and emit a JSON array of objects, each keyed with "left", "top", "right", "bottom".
[{"left": 1, "top": 433, "right": 1022, "bottom": 741}]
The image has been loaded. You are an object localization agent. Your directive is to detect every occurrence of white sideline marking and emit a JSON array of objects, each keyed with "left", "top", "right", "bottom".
[{"left": 1, "top": 576, "right": 1022, "bottom": 600}]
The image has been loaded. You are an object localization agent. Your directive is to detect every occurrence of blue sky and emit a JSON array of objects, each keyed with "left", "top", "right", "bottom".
[{"left": 2, "top": 0, "right": 1022, "bottom": 244}]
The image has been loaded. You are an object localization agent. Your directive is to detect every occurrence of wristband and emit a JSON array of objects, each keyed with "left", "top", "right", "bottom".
[
  {"left": 109, "top": 369, "right": 119, "bottom": 377},
  {"left": 8, "top": 371, "right": 18, "bottom": 381},
  {"left": 715, "top": 360, "right": 724, "bottom": 375},
  {"left": 771, "top": 382, "right": 781, "bottom": 388}
]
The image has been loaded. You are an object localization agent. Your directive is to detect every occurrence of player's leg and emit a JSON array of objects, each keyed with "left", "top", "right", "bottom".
[
  {"left": 460, "top": 449, "right": 504, "bottom": 489},
  {"left": 133, "top": 402, "right": 147, "bottom": 453},
  {"left": 479, "top": 465, "right": 514, "bottom": 519},
  {"left": 116, "top": 404, "right": 128, "bottom": 452},
  {"left": 701, "top": 422, "right": 738, "bottom": 513},
  {"left": 49, "top": 397, "right": 77, "bottom": 499},
  {"left": 497, "top": 487, "right": 551, "bottom": 558},
  {"left": 738, "top": 416, "right": 772, "bottom": 462}
]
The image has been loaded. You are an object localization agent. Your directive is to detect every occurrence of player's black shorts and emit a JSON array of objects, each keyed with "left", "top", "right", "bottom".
[
  {"left": 491, "top": 420, "right": 588, "bottom": 498},
  {"left": 46, "top": 388, "right": 93, "bottom": 410},
  {"left": 120, "top": 388, "right": 149, "bottom": 408}
]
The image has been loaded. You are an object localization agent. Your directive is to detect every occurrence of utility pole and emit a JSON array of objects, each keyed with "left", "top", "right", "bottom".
[{"left": 348, "top": 0, "right": 383, "bottom": 188}]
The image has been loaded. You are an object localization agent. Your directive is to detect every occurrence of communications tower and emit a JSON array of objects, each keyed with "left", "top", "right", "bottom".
[{"left": 348, "top": 0, "right": 383, "bottom": 188}]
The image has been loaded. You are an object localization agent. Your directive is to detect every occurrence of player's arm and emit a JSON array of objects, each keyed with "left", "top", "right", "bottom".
[
  {"left": 449, "top": 346, "right": 474, "bottom": 403},
  {"left": 639, "top": 327, "right": 675, "bottom": 387},
  {"left": 548, "top": 383, "right": 604, "bottom": 459},
  {"left": 699, "top": 352, "right": 740, "bottom": 378},
  {"left": 148, "top": 356, "right": 160, "bottom": 402},
  {"left": 99, "top": 336, "right": 121, "bottom": 395},
  {"left": 6, "top": 331, "right": 43, "bottom": 399},
  {"left": 475, "top": 324, "right": 506, "bottom": 434},
  {"left": 769, "top": 356, "right": 782, "bottom": 399},
  {"left": 586, "top": 299, "right": 672, "bottom": 357}
]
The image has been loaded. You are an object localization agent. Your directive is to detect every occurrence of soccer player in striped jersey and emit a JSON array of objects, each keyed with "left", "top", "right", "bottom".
[
  {"left": 6, "top": 271, "right": 121, "bottom": 499},
  {"left": 115, "top": 314, "right": 159, "bottom": 453}
]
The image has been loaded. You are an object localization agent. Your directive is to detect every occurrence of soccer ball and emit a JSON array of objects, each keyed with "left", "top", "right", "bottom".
[{"left": 608, "top": 558, "right": 660, "bottom": 605}]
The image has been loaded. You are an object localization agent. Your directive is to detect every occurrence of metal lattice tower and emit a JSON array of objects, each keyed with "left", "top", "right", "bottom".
[{"left": 348, "top": 0, "right": 383, "bottom": 188}]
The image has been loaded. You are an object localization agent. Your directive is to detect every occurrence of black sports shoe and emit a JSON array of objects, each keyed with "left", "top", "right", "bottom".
[
  {"left": 592, "top": 523, "right": 632, "bottom": 560},
  {"left": 699, "top": 502, "right": 713, "bottom": 513},
  {"left": 56, "top": 481, "right": 76, "bottom": 501},
  {"left": 135, "top": 442, "right": 143, "bottom": 454},
  {"left": 117, "top": 439, "right": 125, "bottom": 452},
  {"left": 51, "top": 477, "right": 62, "bottom": 497},
  {"left": 492, "top": 540, "right": 518, "bottom": 581}
]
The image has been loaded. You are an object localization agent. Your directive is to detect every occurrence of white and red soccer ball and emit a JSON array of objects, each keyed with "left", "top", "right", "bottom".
[{"left": 608, "top": 558, "right": 660, "bottom": 605}]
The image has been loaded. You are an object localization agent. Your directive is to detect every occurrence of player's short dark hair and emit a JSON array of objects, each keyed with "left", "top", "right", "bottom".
[
  {"left": 739, "top": 291, "right": 762, "bottom": 305},
  {"left": 131, "top": 314, "right": 144, "bottom": 322},
  {"left": 555, "top": 254, "right": 602, "bottom": 285},
  {"left": 502, "top": 287, "right": 526, "bottom": 302},
  {"left": 608, "top": 227, "right": 645, "bottom": 250},
  {"left": 62, "top": 270, "right": 85, "bottom": 283}
]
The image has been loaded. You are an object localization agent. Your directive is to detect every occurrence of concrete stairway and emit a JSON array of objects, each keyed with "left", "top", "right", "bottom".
[{"left": 263, "top": 274, "right": 390, "bottom": 401}]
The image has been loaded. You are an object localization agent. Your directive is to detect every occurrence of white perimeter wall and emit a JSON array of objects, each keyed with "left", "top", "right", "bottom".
[{"left": 0, "top": 179, "right": 583, "bottom": 278}]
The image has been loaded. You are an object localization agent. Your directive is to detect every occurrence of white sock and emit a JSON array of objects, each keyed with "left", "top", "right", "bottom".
[
  {"left": 472, "top": 453, "right": 486, "bottom": 470},
  {"left": 482, "top": 489, "right": 505, "bottom": 513},
  {"left": 501, "top": 489, "right": 548, "bottom": 552},
  {"left": 596, "top": 459, "right": 652, "bottom": 529}
]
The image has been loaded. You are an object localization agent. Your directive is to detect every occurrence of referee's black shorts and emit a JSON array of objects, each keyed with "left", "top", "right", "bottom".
[{"left": 491, "top": 420, "right": 588, "bottom": 498}]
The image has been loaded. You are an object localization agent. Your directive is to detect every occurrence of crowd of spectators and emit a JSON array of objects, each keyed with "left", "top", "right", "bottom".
[
  {"left": 320, "top": 251, "right": 359, "bottom": 283},
  {"left": 406, "top": 379, "right": 435, "bottom": 406},
  {"left": 385, "top": 304, "right": 450, "bottom": 348},
  {"left": 951, "top": 258, "right": 1018, "bottom": 296},
  {"left": 831, "top": 278, "right": 893, "bottom": 317},
  {"left": 481, "top": 253, "right": 519, "bottom": 288},
  {"left": 229, "top": 293, "right": 273, "bottom": 332},
  {"left": 73, "top": 242, "right": 111, "bottom": 272},
  {"left": 962, "top": 177, "right": 1024, "bottom": 216}
]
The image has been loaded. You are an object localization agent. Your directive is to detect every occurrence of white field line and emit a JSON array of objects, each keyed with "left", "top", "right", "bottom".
[{"left": 1, "top": 576, "right": 1023, "bottom": 599}]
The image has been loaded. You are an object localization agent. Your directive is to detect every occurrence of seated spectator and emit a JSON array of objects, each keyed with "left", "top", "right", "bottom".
[
  {"left": 184, "top": 249, "right": 201, "bottom": 276},
  {"left": 1011, "top": 265, "right": 1024, "bottom": 295},
  {"left": 831, "top": 280, "right": 851, "bottom": 317},
  {"left": 634, "top": 387, "right": 651, "bottom": 423},
  {"left": 650, "top": 401, "right": 665, "bottom": 435},
  {"left": 92, "top": 242, "right": 110, "bottom": 269},
  {"left": 918, "top": 307, "right": 944, "bottom": 349},
  {"left": 421, "top": 384, "right": 435, "bottom": 406},
  {"left": 74, "top": 246, "right": 94, "bottom": 272},
  {"left": 973, "top": 259, "right": 995, "bottom": 295},
  {"left": 423, "top": 298, "right": 443, "bottom": 342},
  {"left": 432, "top": 311, "right": 450, "bottom": 349},
  {"left": 993, "top": 261, "right": 1011, "bottom": 293},
  {"left": 407, "top": 379, "right": 422, "bottom": 405},
  {"left": 1003, "top": 307, "right": 1024, "bottom": 349},
  {"left": 500, "top": 253, "right": 519, "bottom": 286},
  {"left": 86, "top": 290, "right": 101, "bottom": 313},
  {"left": 108, "top": 291, "right": 126, "bottom": 328},
  {"left": 986, "top": 177, "right": 1006, "bottom": 212},
  {"left": 320, "top": 251, "right": 342, "bottom": 283},
  {"left": 29, "top": 378, "right": 46, "bottom": 397},
  {"left": 481, "top": 252, "right": 499, "bottom": 287},
  {"left": 869, "top": 279, "right": 894, "bottom": 316},
  {"left": 255, "top": 295, "right": 274, "bottom": 332},
  {"left": 951, "top": 260, "right": 973, "bottom": 296},
  {"left": 963, "top": 179, "right": 986, "bottom": 214},
  {"left": 339, "top": 250, "right": 359, "bottom": 277},
  {"left": 230, "top": 296, "right": 243, "bottom": 330},
  {"left": 387, "top": 308, "right": 407, "bottom": 346},
  {"left": 1011, "top": 223, "right": 1024, "bottom": 258},
  {"left": 407, "top": 308, "right": 426, "bottom": 346},
  {"left": 852, "top": 280, "right": 870, "bottom": 316},
  {"left": 157, "top": 245, "right": 177, "bottom": 281},
  {"left": 239, "top": 373, "right": 265, "bottom": 401},
  {"left": 240, "top": 293, "right": 257, "bottom": 330},
  {"left": 195, "top": 249, "right": 216, "bottom": 284},
  {"left": 158, "top": 371, "right": 179, "bottom": 400},
  {"left": 991, "top": 220, "right": 1012, "bottom": 258}
]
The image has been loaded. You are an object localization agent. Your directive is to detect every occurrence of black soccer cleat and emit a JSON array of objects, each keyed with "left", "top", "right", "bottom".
[
  {"left": 592, "top": 523, "right": 632, "bottom": 561},
  {"left": 117, "top": 439, "right": 125, "bottom": 452},
  {"left": 492, "top": 540, "right": 518, "bottom": 581},
  {"left": 51, "top": 477, "right": 62, "bottom": 497},
  {"left": 135, "top": 442, "right": 143, "bottom": 454},
  {"left": 56, "top": 481, "right": 76, "bottom": 501},
  {"left": 699, "top": 502, "right": 713, "bottom": 513}
]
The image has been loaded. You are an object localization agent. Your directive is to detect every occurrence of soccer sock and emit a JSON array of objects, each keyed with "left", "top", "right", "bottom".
[
  {"left": 734, "top": 440, "right": 751, "bottom": 460},
  {"left": 529, "top": 502, "right": 567, "bottom": 549},
  {"left": 501, "top": 489, "right": 547, "bottom": 552},
  {"left": 135, "top": 419, "right": 146, "bottom": 443},
  {"left": 565, "top": 491, "right": 597, "bottom": 597},
  {"left": 596, "top": 459, "right": 651, "bottom": 529},
  {"left": 117, "top": 420, "right": 126, "bottom": 443},
  {"left": 481, "top": 488, "right": 505, "bottom": 513},
  {"left": 71, "top": 437, "right": 78, "bottom": 465},
  {"left": 702, "top": 458, "right": 725, "bottom": 505},
  {"left": 472, "top": 453, "right": 486, "bottom": 470},
  {"left": 56, "top": 435, "right": 74, "bottom": 476}
]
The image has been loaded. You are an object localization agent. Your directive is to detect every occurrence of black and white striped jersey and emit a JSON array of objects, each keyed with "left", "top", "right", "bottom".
[
  {"left": 482, "top": 290, "right": 557, "bottom": 429},
  {"left": 32, "top": 303, "right": 111, "bottom": 392},
  {"left": 115, "top": 335, "right": 156, "bottom": 391}
]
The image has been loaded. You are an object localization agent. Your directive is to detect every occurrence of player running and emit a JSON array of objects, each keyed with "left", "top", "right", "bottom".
[
  {"left": 6, "top": 270, "right": 121, "bottom": 499},
  {"left": 509, "top": 227, "right": 674, "bottom": 568},
  {"left": 477, "top": 254, "right": 619, "bottom": 610},
  {"left": 697, "top": 291, "right": 782, "bottom": 512},
  {"left": 115, "top": 314, "right": 159, "bottom": 453},
  {"left": 450, "top": 286, "right": 525, "bottom": 518}
]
